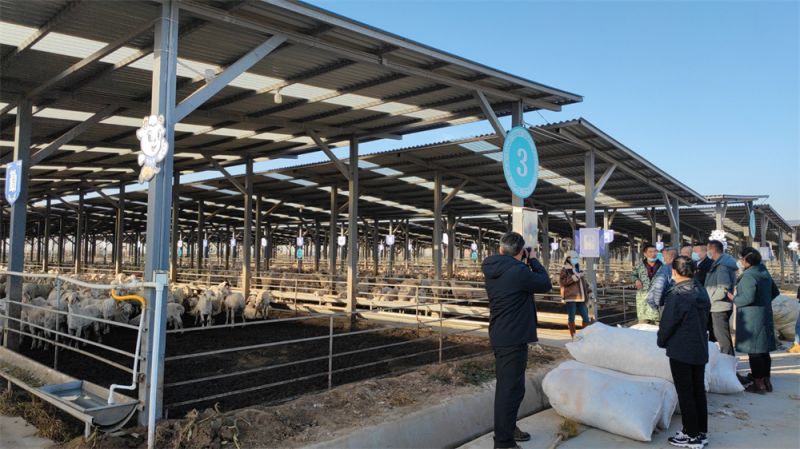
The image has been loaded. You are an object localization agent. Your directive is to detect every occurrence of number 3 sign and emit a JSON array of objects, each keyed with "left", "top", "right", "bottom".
[{"left": 502, "top": 126, "right": 539, "bottom": 198}]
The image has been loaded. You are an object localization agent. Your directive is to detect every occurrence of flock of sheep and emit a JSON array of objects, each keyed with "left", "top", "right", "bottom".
[{"left": 0, "top": 272, "right": 274, "bottom": 351}]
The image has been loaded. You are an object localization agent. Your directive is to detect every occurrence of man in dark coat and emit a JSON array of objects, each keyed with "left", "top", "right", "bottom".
[{"left": 482, "top": 232, "right": 552, "bottom": 449}]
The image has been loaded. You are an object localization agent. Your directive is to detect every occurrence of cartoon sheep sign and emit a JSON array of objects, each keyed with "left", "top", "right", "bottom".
[{"left": 136, "top": 114, "right": 169, "bottom": 183}]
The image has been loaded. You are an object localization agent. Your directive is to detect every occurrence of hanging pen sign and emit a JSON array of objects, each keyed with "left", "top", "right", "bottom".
[
  {"left": 502, "top": 126, "right": 539, "bottom": 198},
  {"left": 5, "top": 160, "right": 22, "bottom": 205}
]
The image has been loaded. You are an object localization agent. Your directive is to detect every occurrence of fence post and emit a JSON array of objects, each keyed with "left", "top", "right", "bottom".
[
  {"left": 328, "top": 315, "right": 334, "bottom": 389},
  {"left": 438, "top": 302, "right": 443, "bottom": 363}
]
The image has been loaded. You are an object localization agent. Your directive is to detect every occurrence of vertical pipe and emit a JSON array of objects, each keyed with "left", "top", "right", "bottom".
[
  {"left": 4, "top": 99, "right": 32, "bottom": 351},
  {"left": 314, "top": 218, "right": 321, "bottom": 272},
  {"left": 603, "top": 209, "right": 610, "bottom": 284},
  {"left": 57, "top": 216, "right": 64, "bottom": 267},
  {"left": 225, "top": 225, "right": 230, "bottom": 271},
  {"left": 778, "top": 228, "right": 785, "bottom": 285},
  {"left": 372, "top": 218, "right": 379, "bottom": 276}
]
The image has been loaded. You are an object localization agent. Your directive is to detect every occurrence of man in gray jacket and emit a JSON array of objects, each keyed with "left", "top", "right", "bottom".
[{"left": 704, "top": 240, "right": 738, "bottom": 356}]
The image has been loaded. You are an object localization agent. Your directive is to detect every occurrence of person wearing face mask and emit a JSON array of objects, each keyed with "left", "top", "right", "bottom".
[
  {"left": 632, "top": 244, "right": 663, "bottom": 324},
  {"left": 703, "top": 240, "right": 738, "bottom": 356},
  {"left": 692, "top": 243, "right": 712, "bottom": 286},
  {"left": 727, "top": 247, "right": 778, "bottom": 394},
  {"left": 657, "top": 256, "right": 711, "bottom": 449},
  {"left": 559, "top": 250, "right": 592, "bottom": 339},
  {"left": 646, "top": 247, "right": 679, "bottom": 317}
]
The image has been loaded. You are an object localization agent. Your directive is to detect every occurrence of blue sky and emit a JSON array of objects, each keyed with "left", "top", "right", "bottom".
[{"left": 304, "top": 0, "right": 799, "bottom": 220}]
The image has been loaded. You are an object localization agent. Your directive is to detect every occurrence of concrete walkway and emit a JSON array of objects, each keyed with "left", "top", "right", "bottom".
[
  {"left": 0, "top": 416, "right": 53, "bottom": 449},
  {"left": 460, "top": 352, "right": 800, "bottom": 449}
]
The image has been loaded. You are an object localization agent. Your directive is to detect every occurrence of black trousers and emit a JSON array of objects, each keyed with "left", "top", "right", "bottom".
[
  {"left": 493, "top": 344, "right": 528, "bottom": 448},
  {"left": 711, "top": 310, "right": 734, "bottom": 356},
  {"left": 669, "top": 359, "right": 708, "bottom": 438},
  {"left": 749, "top": 353, "right": 772, "bottom": 379}
]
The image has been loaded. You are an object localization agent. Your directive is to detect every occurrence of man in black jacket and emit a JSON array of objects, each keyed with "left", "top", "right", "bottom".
[{"left": 482, "top": 232, "right": 552, "bottom": 449}]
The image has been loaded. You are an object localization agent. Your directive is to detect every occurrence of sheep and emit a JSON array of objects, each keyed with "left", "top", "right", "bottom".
[
  {"left": 192, "top": 292, "right": 213, "bottom": 327},
  {"left": 245, "top": 290, "right": 271, "bottom": 320},
  {"left": 166, "top": 303, "right": 185, "bottom": 333},
  {"left": 66, "top": 293, "right": 102, "bottom": 347},
  {"left": 222, "top": 292, "right": 245, "bottom": 325},
  {"left": 21, "top": 295, "right": 48, "bottom": 350}
]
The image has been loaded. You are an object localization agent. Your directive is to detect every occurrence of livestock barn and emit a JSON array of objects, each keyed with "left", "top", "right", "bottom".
[{"left": 0, "top": 1, "right": 797, "bottom": 448}]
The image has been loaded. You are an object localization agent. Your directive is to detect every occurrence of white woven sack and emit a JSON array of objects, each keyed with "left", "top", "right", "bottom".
[
  {"left": 707, "top": 352, "right": 744, "bottom": 394},
  {"left": 543, "top": 361, "right": 677, "bottom": 441},
  {"left": 567, "top": 323, "right": 710, "bottom": 390}
]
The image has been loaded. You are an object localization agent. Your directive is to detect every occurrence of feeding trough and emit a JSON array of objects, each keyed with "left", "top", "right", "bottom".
[
  {"left": 0, "top": 346, "right": 138, "bottom": 437},
  {"left": 0, "top": 289, "right": 147, "bottom": 437}
]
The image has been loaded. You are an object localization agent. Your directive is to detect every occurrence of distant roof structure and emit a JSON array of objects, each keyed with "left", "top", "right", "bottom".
[{"left": 705, "top": 194, "right": 769, "bottom": 203}]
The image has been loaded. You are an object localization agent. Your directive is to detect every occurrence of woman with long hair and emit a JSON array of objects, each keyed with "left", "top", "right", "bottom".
[{"left": 559, "top": 250, "right": 592, "bottom": 338}]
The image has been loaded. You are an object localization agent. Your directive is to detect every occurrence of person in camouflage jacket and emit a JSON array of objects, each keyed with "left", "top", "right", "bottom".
[{"left": 631, "top": 244, "right": 663, "bottom": 323}]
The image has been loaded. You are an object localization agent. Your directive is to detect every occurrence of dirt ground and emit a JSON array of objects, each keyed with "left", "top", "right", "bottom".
[{"left": 52, "top": 345, "right": 568, "bottom": 449}]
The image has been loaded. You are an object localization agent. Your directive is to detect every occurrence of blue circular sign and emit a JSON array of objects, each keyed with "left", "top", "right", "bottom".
[
  {"left": 502, "top": 126, "right": 539, "bottom": 198},
  {"left": 749, "top": 210, "right": 756, "bottom": 239}
]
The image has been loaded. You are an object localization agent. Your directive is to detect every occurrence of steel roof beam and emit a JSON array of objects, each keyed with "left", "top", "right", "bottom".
[
  {"left": 174, "top": 34, "right": 288, "bottom": 122},
  {"left": 441, "top": 179, "right": 469, "bottom": 208},
  {"left": 474, "top": 91, "right": 506, "bottom": 140},
  {"left": 177, "top": 1, "right": 564, "bottom": 112},
  {"left": 593, "top": 163, "right": 617, "bottom": 199},
  {"left": 201, "top": 155, "right": 247, "bottom": 195},
  {"left": 307, "top": 129, "right": 350, "bottom": 181},
  {"left": 0, "top": 19, "right": 156, "bottom": 117},
  {"left": 0, "top": 0, "right": 86, "bottom": 67}
]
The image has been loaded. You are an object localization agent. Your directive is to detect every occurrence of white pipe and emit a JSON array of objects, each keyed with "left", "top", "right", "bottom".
[
  {"left": 147, "top": 273, "right": 168, "bottom": 449},
  {"left": 107, "top": 305, "right": 145, "bottom": 404}
]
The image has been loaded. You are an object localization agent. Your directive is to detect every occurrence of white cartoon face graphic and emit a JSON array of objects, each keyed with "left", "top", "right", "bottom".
[{"left": 136, "top": 115, "right": 169, "bottom": 183}]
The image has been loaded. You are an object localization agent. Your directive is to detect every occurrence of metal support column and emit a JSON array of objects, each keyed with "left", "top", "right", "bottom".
[
  {"left": 74, "top": 191, "right": 83, "bottom": 273},
  {"left": 169, "top": 171, "right": 179, "bottom": 282},
  {"left": 433, "top": 172, "right": 443, "bottom": 280},
  {"left": 254, "top": 197, "right": 261, "bottom": 277},
  {"left": 446, "top": 211, "right": 455, "bottom": 278},
  {"left": 329, "top": 186, "right": 337, "bottom": 276},
  {"left": 759, "top": 213, "right": 768, "bottom": 249},
  {"left": 584, "top": 150, "right": 598, "bottom": 319},
  {"left": 196, "top": 201, "right": 204, "bottom": 272},
  {"left": 4, "top": 99, "right": 31, "bottom": 351},
  {"left": 403, "top": 219, "right": 410, "bottom": 270},
  {"left": 57, "top": 216, "right": 64, "bottom": 266},
  {"left": 603, "top": 209, "right": 610, "bottom": 284},
  {"left": 140, "top": 0, "right": 178, "bottom": 426},
  {"left": 42, "top": 199, "right": 51, "bottom": 271},
  {"left": 346, "top": 137, "right": 359, "bottom": 326},
  {"left": 778, "top": 229, "right": 785, "bottom": 285},
  {"left": 314, "top": 218, "right": 321, "bottom": 272},
  {"left": 242, "top": 158, "right": 253, "bottom": 299},
  {"left": 372, "top": 218, "right": 379, "bottom": 276},
  {"left": 114, "top": 183, "right": 125, "bottom": 274},
  {"left": 541, "top": 210, "right": 550, "bottom": 269}
]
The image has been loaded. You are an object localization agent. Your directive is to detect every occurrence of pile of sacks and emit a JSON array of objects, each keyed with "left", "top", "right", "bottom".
[
  {"left": 772, "top": 295, "right": 799, "bottom": 341},
  {"left": 542, "top": 323, "right": 743, "bottom": 442}
]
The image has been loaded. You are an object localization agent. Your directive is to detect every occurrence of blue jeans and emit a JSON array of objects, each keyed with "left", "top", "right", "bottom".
[{"left": 566, "top": 301, "right": 590, "bottom": 324}]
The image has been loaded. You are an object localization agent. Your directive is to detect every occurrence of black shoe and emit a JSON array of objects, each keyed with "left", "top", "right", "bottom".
[
  {"left": 737, "top": 373, "right": 752, "bottom": 386},
  {"left": 699, "top": 432, "right": 709, "bottom": 447},
  {"left": 514, "top": 426, "right": 531, "bottom": 442},
  {"left": 765, "top": 377, "right": 773, "bottom": 392},
  {"left": 668, "top": 430, "right": 704, "bottom": 448}
]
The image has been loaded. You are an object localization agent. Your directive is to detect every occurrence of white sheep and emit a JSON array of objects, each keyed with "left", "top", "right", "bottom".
[
  {"left": 66, "top": 294, "right": 101, "bottom": 347},
  {"left": 192, "top": 292, "right": 213, "bottom": 327},
  {"left": 21, "top": 295, "right": 48, "bottom": 350},
  {"left": 222, "top": 292, "right": 245, "bottom": 325},
  {"left": 166, "top": 303, "right": 184, "bottom": 332},
  {"left": 245, "top": 290, "right": 271, "bottom": 320}
]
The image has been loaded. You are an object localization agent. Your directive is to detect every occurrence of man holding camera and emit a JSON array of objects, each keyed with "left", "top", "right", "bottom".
[{"left": 482, "top": 232, "right": 552, "bottom": 449}]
